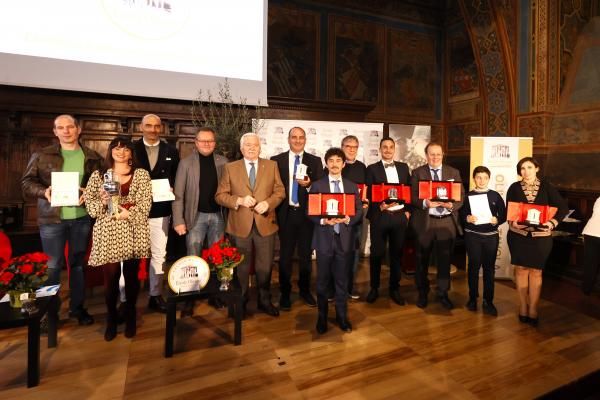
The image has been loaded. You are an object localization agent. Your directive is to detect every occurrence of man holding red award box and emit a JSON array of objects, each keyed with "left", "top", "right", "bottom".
[
  {"left": 308, "top": 148, "right": 362, "bottom": 334},
  {"left": 410, "top": 142, "right": 464, "bottom": 310}
]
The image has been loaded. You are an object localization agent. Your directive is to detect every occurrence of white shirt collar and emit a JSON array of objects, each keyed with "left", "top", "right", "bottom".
[{"left": 143, "top": 138, "right": 161, "bottom": 147}]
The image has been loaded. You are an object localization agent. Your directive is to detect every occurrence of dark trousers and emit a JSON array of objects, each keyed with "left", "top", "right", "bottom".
[
  {"left": 465, "top": 232, "right": 499, "bottom": 302},
  {"left": 415, "top": 217, "right": 456, "bottom": 295},
  {"left": 582, "top": 235, "right": 600, "bottom": 293},
  {"left": 278, "top": 208, "right": 314, "bottom": 296},
  {"left": 234, "top": 226, "right": 275, "bottom": 306},
  {"left": 369, "top": 212, "right": 408, "bottom": 291},
  {"left": 103, "top": 259, "right": 140, "bottom": 320},
  {"left": 316, "top": 235, "right": 349, "bottom": 321}
]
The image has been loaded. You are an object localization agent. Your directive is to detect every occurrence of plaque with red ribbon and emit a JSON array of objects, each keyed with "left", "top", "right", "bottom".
[
  {"left": 370, "top": 184, "right": 411, "bottom": 204},
  {"left": 418, "top": 181, "right": 462, "bottom": 202},
  {"left": 308, "top": 193, "right": 356, "bottom": 218}
]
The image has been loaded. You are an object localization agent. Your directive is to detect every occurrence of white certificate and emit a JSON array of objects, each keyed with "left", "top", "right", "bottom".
[
  {"left": 468, "top": 193, "right": 493, "bottom": 225},
  {"left": 151, "top": 179, "right": 175, "bottom": 202},
  {"left": 51, "top": 172, "right": 80, "bottom": 207}
]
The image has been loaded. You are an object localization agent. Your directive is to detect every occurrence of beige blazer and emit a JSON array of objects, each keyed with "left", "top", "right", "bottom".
[{"left": 215, "top": 158, "right": 285, "bottom": 237}]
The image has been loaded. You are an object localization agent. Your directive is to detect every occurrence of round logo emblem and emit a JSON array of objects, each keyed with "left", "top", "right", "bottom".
[{"left": 168, "top": 256, "right": 210, "bottom": 294}]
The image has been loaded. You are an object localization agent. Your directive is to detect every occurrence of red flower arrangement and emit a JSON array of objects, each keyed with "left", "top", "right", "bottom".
[
  {"left": 201, "top": 237, "right": 244, "bottom": 272},
  {"left": 0, "top": 252, "right": 49, "bottom": 293}
]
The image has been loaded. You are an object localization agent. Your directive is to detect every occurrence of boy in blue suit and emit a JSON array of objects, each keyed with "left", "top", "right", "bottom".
[{"left": 308, "top": 148, "right": 362, "bottom": 333}]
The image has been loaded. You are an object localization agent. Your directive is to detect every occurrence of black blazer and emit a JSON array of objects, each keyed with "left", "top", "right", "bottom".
[
  {"left": 271, "top": 151, "right": 323, "bottom": 226},
  {"left": 134, "top": 139, "right": 180, "bottom": 218},
  {"left": 410, "top": 164, "right": 465, "bottom": 235},
  {"left": 308, "top": 177, "right": 362, "bottom": 255},
  {"left": 365, "top": 160, "right": 411, "bottom": 221}
]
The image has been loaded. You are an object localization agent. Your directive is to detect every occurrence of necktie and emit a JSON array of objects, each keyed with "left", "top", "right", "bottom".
[
  {"left": 249, "top": 162, "right": 256, "bottom": 190},
  {"left": 432, "top": 169, "right": 444, "bottom": 213},
  {"left": 292, "top": 155, "right": 300, "bottom": 204},
  {"left": 332, "top": 180, "right": 341, "bottom": 234}
]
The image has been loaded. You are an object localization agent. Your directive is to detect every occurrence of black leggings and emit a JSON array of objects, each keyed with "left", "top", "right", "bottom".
[{"left": 103, "top": 259, "right": 140, "bottom": 316}]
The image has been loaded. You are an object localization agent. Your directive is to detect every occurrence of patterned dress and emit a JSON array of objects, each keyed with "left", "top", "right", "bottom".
[{"left": 84, "top": 169, "right": 152, "bottom": 266}]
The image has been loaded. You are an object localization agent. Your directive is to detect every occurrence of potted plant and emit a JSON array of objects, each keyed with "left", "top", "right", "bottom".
[
  {"left": 0, "top": 252, "right": 49, "bottom": 308},
  {"left": 201, "top": 237, "right": 244, "bottom": 291}
]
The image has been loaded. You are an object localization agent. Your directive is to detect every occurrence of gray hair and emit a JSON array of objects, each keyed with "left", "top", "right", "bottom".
[
  {"left": 240, "top": 132, "right": 260, "bottom": 148},
  {"left": 53, "top": 114, "right": 79, "bottom": 128}
]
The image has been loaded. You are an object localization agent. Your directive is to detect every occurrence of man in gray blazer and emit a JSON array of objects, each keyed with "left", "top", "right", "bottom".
[
  {"left": 410, "top": 143, "right": 464, "bottom": 310},
  {"left": 172, "top": 127, "right": 228, "bottom": 315}
]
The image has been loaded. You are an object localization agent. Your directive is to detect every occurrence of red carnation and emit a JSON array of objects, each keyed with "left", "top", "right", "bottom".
[
  {"left": 19, "top": 263, "right": 34, "bottom": 274},
  {"left": 29, "top": 252, "right": 50, "bottom": 263},
  {"left": 0, "top": 271, "right": 14, "bottom": 284}
]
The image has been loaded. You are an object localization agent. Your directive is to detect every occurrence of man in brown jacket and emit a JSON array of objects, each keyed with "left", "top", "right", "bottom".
[{"left": 215, "top": 132, "right": 285, "bottom": 317}]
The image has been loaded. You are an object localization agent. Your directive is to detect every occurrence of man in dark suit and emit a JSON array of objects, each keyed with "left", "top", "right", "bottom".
[
  {"left": 133, "top": 114, "right": 180, "bottom": 313},
  {"left": 365, "top": 138, "right": 411, "bottom": 305},
  {"left": 215, "top": 133, "right": 285, "bottom": 317},
  {"left": 271, "top": 127, "right": 323, "bottom": 311},
  {"left": 410, "top": 142, "right": 464, "bottom": 310},
  {"left": 309, "top": 148, "right": 362, "bottom": 334}
]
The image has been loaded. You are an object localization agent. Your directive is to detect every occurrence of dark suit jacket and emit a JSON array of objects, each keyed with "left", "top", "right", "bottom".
[
  {"left": 308, "top": 177, "right": 362, "bottom": 255},
  {"left": 365, "top": 160, "right": 411, "bottom": 221},
  {"left": 134, "top": 139, "right": 180, "bottom": 218},
  {"left": 410, "top": 164, "right": 465, "bottom": 236},
  {"left": 271, "top": 151, "right": 323, "bottom": 227}
]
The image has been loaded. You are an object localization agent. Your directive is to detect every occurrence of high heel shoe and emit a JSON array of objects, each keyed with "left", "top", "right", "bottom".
[
  {"left": 527, "top": 316, "right": 539, "bottom": 327},
  {"left": 518, "top": 314, "right": 529, "bottom": 323}
]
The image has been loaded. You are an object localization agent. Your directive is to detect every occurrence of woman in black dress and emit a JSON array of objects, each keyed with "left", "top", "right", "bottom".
[{"left": 506, "top": 157, "right": 568, "bottom": 326}]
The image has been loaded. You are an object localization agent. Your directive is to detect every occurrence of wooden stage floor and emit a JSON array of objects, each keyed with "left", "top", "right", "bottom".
[{"left": 1, "top": 263, "right": 600, "bottom": 399}]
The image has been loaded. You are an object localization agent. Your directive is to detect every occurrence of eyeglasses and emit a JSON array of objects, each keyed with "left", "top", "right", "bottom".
[{"left": 195, "top": 139, "right": 215, "bottom": 144}]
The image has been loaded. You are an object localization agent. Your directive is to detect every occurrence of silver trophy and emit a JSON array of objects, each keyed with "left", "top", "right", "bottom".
[
  {"left": 326, "top": 198, "right": 340, "bottom": 216},
  {"left": 525, "top": 208, "right": 541, "bottom": 226},
  {"left": 436, "top": 186, "right": 448, "bottom": 200},
  {"left": 387, "top": 187, "right": 398, "bottom": 200},
  {"left": 103, "top": 170, "right": 121, "bottom": 217}
]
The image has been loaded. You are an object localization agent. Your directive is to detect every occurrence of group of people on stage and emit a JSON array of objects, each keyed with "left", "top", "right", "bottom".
[{"left": 23, "top": 113, "right": 598, "bottom": 341}]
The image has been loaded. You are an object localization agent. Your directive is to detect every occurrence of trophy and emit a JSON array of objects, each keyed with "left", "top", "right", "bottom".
[
  {"left": 387, "top": 187, "right": 398, "bottom": 201},
  {"left": 103, "top": 170, "right": 121, "bottom": 218},
  {"left": 326, "top": 198, "right": 340, "bottom": 216},
  {"left": 436, "top": 186, "right": 448, "bottom": 200},
  {"left": 525, "top": 208, "right": 541, "bottom": 226},
  {"left": 295, "top": 164, "right": 308, "bottom": 180}
]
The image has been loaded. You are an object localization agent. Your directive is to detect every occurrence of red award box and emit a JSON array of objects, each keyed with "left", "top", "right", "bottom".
[
  {"left": 418, "top": 181, "right": 462, "bottom": 202},
  {"left": 356, "top": 184, "right": 368, "bottom": 203},
  {"left": 370, "top": 184, "right": 411, "bottom": 203},
  {"left": 506, "top": 202, "right": 557, "bottom": 224},
  {"left": 308, "top": 193, "right": 356, "bottom": 217}
]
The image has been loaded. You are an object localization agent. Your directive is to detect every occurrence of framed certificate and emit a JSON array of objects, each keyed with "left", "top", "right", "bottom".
[
  {"left": 50, "top": 172, "right": 80, "bottom": 207},
  {"left": 167, "top": 256, "right": 210, "bottom": 294}
]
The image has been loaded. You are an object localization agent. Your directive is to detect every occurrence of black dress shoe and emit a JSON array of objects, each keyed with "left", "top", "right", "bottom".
[
  {"left": 299, "top": 291, "right": 317, "bottom": 307},
  {"left": 436, "top": 294, "right": 454, "bottom": 310},
  {"left": 482, "top": 300, "right": 497, "bottom": 316},
  {"left": 208, "top": 296, "right": 226, "bottom": 309},
  {"left": 316, "top": 317, "right": 327, "bottom": 334},
  {"left": 70, "top": 308, "right": 95, "bottom": 325},
  {"left": 336, "top": 318, "right": 352, "bottom": 332},
  {"left": 366, "top": 288, "right": 379, "bottom": 303},
  {"left": 258, "top": 302, "right": 280, "bottom": 317},
  {"left": 279, "top": 295, "right": 292, "bottom": 311},
  {"left": 148, "top": 295, "right": 167, "bottom": 313},
  {"left": 389, "top": 290, "right": 406, "bottom": 306},
  {"left": 180, "top": 301, "right": 194, "bottom": 318},
  {"left": 518, "top": 314, "right": 529, "bottom": 323},
  {"left": 416, "top": 294, "right": 428, "bottom": 309},
  {"left": 466, "top": 299, "right": 477, "bottom": 312},
  {"left": 104, "top": 321, "right": 117, "bottom": 342}
]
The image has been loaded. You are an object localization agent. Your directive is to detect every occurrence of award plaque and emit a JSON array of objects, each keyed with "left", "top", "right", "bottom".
[
  {"left": 506, "top": 202, "right": 558, "bottom": 230},
  {"left": 418, "top": 181, "right": 462, "bottom": 202},
  {"left": 435, "top": 186, "right": 448, "bottom": 200},
  {"left": 168, "top": 256, "right": 210, "bottom": 294},
  {"left": 294, "top": 163, "right": 308, "bottom": 180},
  {"left": 308, "top": 193, "right": 356, "bottom": 218},
  {"left": 103, "top": 170, "right": 121, "bottom": 217},
  {"left": 370, "top": 184, "right": 411, "bottom": 204}
]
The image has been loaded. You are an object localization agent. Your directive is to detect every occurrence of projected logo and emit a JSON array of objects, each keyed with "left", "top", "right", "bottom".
[{"left": 102, "top": 0, "right": 190, "bottom": 40}]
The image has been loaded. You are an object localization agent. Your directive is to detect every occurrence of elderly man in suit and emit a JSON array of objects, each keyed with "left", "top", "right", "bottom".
[
  {"left": 133, "top": 114, "right": 180, "bottom": 313},
  {"left": 365, "top": 138, "right": 411, "bottom": 306},
  {"left": 271, "top": 127, "right": 323, "bottom": 311},
  {"left": 410, "top": 142, "right": 464, "bottom": 310},
  {"left": 215, "top": 132, "right": 285, "bottom": 317},
  {"left": 309, "top": 148, "right": 362, "bottom": 334},
  {"left": 172, "top": 127, "right": 228, "bottom": 316}
]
